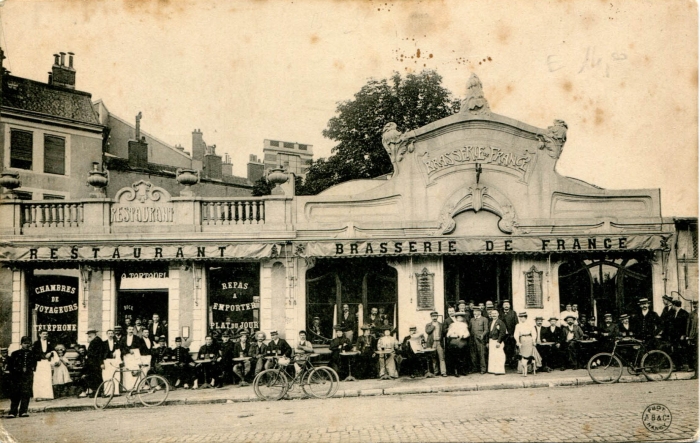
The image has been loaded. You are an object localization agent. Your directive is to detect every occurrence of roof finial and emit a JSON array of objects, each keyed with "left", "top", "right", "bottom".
[{"left": 460, "top": 73, "right": 491, "bottom": 116}]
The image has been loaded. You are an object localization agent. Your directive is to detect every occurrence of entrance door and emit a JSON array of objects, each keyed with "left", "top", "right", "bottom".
[
  {"left": 117, "top": 291, "right": 168, "bottom": 329},
  {"left": 444, "top": 256, "right": 511, "bottom": 309}
]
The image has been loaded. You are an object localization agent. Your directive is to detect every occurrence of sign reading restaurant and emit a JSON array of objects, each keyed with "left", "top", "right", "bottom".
[{"left": 3, "top": 234, "right": 670, "bottom": 262}]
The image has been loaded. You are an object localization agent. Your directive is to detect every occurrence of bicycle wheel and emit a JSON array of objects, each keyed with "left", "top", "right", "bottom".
[
  {"left": 137, "top": 375, "right": 170, "bottom": 407},
  {"left": 254, "top": 369, "right": 289, "bottom": 401},
  {"left": 641, "top": 350, "right": 673, "bottom": 381},
  {"left": 94, "top": 380, "right": 116, "bottom": 410},
  {"left": 587, "top": 353, "right": 623, "bottom": 384},
  {"left": 321, "top": 366, "right": 340, "bottom": 397},
  {"left": 305, "top": 367, "right": 335, "bottom": 399}
]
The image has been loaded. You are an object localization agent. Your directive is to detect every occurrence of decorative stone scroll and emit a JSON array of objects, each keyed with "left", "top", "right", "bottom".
[
  {"left": 536, "top": 119, "right": 568, "bottom": 159},
  {"left": 111, "top": 180, "right": 173, "bottom": 224},
  {"left": 381, "top": 122, "right": 415, "bottom": 175},
  {"left": 415, "top": 267, "right": 435, "bottom": 310},
  {"left": 524, "top": 266, "right": 544, "bottom": 309}
]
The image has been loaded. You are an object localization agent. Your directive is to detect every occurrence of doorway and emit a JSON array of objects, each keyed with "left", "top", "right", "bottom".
[
  {"left": 444, "top": 256, "right": 512, "bottom": 309},
  {"left": 116, "top": 291, "right": 168, "bottom": 328}
]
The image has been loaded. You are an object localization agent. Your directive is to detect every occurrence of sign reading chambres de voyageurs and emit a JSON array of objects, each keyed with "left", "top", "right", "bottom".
[{"left": 29, "top": 274, "right": 79, "bottom": 345}]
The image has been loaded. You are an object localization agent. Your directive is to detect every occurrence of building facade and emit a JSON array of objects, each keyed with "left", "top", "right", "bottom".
[
  {"left": 0, "top": 74, "right": 695, "bottom": 351},
  {"left": 263, "top": 139, "right": 313, "bottom": 178}
]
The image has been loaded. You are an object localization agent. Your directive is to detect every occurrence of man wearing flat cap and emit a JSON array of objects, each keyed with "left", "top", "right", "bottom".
[
  {"left": 170, "top": 337, "right": 195, "bottom": 389},
  {"left": 425, "top": 311, "right": 446, "bottom": 377},
  {"left": 232, "top": 331, "right": 253, "bottom": 386}
]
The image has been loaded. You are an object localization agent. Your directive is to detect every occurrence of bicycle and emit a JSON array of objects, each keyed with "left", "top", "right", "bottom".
[
  {"left": 253, "top": 354, "right": 339, "bottom": 401},
  {"left": 587, "top": 337, "right": 673, "bottom": 384},
  {"left": 94, "top": 361, "right": 170, "bottom": 409}
]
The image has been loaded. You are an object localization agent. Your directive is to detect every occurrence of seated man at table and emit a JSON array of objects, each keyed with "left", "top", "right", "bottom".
[
  {"left": 219, "top": 332, "right": 236, "bottom": 386},
  {"left": 356, "top": 325, "right": 376, "bottom": 379},
  {"left": 265, "top": 330, "right": 293, "bottom": 370},
  {"left": 151, "top": 336, "right": 169, "bottom": 376},
  {"left": 308, "top": 316, "right": 329, "bottom": 345},
  {"left": 599, "top": 313, "right": 619, "bottom": 352},
  {"left": 170, "top": 337, "right": 195, "bottom": 389},
  {"left": 195, "top": 335, "right": 221, "bottom": 389},
  {"left": 232, "top": 331, "right": 253, "bottom": 386},
  {"left": 533, "top": 317, "right": 553, "bottom": 372},
  {"left": 252, "top": 331, "right": 269, "bottom": 376},
  {"left": 559, "top": 315, "right": 585, "bottom": 370},
  {"left": 294, "top": 330, "right": 314, "bottom": 376},
  {"left": 329, "top": 325, "right": 353, "bottom": 378},
  {"left": 618, "top": 314, "right": 636, "bottom": 338},
  {"left": 399, "top": 326, "right": 424, "bottom": 378}
]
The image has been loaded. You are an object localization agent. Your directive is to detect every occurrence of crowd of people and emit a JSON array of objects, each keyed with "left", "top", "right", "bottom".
[{"left": 1, "top": 297, "right": 697, "bottom": 417}]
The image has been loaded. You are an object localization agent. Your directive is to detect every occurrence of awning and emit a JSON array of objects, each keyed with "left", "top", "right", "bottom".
[{"left": 0, "top": 233, "right": 672, "bottom": 263}]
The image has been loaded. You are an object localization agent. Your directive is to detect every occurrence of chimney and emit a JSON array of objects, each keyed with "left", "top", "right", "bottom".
[
  {"left": 48, "top": 72, "right": 52, "bottom": 84},
  {"left": 51, "top": 51, "right": 76, "bottom": 89},
  {"left": 191, "top": 129, "right": 206, "bottom": 162}
]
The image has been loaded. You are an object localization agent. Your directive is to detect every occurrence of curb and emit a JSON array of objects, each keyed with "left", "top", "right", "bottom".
[{"left": 5, "top": 372, "right": 695, "bottom": 415}]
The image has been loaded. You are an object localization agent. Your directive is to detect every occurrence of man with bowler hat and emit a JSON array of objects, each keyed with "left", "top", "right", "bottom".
[{"left": 425, "top": 311, "right": 446, "bottom": 376}]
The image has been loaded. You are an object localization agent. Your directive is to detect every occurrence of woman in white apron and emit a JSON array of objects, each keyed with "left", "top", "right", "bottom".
[
  {"left": 139, "top": 329, "right": 154, "bottom": 378},
  {"left": 32, "top": 334, "right": 54, "bottom": 401},
  {"left": 487, "top": 310, "right": 507, "bottom": 375}
]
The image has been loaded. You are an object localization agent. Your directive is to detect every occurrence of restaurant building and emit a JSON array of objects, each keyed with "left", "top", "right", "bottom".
[{"left": 0, "top": 73, "right": 693, "bottom": 350}]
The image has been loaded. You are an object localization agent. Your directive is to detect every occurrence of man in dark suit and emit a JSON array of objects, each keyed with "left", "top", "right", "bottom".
[
  {"left": 329, "top": 325, "right": 353, "bottom": 378},
  {"left": 425, "top": 311, "right": 446, "bottom": 377},
  {"left": 80, "top": 329, "right": 104, "bottom": 398},
  {"left": 599, "top": 313, "right": 619, "bottom": 352},
  {"left": 32, "top": 330, "right": 54, "bottom": 362},
  {"left": 670, "top": 299, "right": 690, "bottom": 371},
  {"left": 195, "top": 335, "right": 221, "bottom": 389},
  {"left": 533, "top": 317, "right": 552, "bottom": 372},
  {"left": 658, "top": 294, "right": 674, "bottom": 342},
  {"left": 151, "top": 313, "right": 167, "bottom": 342},
  {"left": 541, "top": 317, "right": 562, "bottom": 369},
  {"left": 231, "top": 331, "right": 252, "bottom": 386},
  {"left": 559, "top": 315, "right": 585, "bottom": 369},
  {"left": 170, "top": 337, "right": 195, "bottom": 389},
  {"left": 219, "top": 331, "right": 235, "bottom": 385},
  {"left": 340, "top": 304, "right": 357, "bottom": 343},
  {"left": 469, "top": 308, "right": 489, "bottom": 374},
  {"left": 102, "top": 328, "right": 119, "bottom": 361},
  {"left": 251, "top": 331, "right": 269, "bottom": 377},
  {"left": 356, "top": 325, "right": 376, "bottom": 379},
  {"left": 499, "top": 300, "right": 518, "bottom": 368},
  {"left": 618, "top": 314, "right": 635, "bottom": 338},
  {"left": 632, "top": 298, "right": 660, "bottom": 346},
  {"left": 7, "top": 336, "right": 37, "bottom": 418},
  {"left": 119, "top": 325, "right": 143, "bottom": 357}
]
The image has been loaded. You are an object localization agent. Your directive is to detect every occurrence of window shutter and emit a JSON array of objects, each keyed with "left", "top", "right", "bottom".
[
  {"left": 10, "top": 130, "right": 33, "bottom": 170},
  {"left": 44, "top": 135, "right": 66, "bottom": 175}
]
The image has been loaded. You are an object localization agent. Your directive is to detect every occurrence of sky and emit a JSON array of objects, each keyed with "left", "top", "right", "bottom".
[{"left": 0, "top": 0, "right": 697, "bottom": 216}]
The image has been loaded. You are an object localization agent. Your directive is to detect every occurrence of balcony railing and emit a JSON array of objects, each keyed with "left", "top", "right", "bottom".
[
  {"left": 201, "top": 199, "right": 265, "bottom": 225},
  {"left": 21, "top": 201, "right": 84, "bottom": 228}
]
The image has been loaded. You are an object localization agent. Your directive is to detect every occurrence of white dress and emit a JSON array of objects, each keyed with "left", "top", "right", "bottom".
[
  {"left": 487, "top": 321, "right": 506, "bottom": 374},
  {"left": 33, "top": 359, "right": 54, "bottom": 400}
]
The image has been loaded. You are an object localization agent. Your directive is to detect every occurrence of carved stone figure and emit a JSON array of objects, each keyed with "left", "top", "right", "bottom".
[
  {"left": 460, "top": 73, "right": 491, "bottom": 116},
  {"left": 536, "top": 119, "right": 568, "bottom": 159},
  {"left": 381, "top": 122, "right": 415, "bottom": 171}
]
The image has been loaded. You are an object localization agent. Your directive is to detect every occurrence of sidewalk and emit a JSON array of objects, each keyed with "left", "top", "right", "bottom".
[{"left": 2, "top": 369, "right": 695, "bottom": 414}]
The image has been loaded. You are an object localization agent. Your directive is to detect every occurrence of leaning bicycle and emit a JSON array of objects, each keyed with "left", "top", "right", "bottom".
[
  {"left": 587, "top": 337, "right": 673, "bottom": 384},
  {"left": 253, "top": 354, "right": 339, "bottom": 401},
  {"left": 94, "top": 361, "right": 170, "bottom": 409}
]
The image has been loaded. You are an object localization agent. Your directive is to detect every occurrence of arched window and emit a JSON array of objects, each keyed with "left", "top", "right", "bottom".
[{"left": 558, "top": 256, "right": 653, "bottom": 321}]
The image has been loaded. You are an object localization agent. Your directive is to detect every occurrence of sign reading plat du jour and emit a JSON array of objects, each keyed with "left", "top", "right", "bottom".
[{"left": 110, "top": 180, "right": 175, "bottom": 224}]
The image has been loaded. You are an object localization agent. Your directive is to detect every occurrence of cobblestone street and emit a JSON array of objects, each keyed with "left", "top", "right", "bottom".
[{"left": 2, "top": 379, "right": 697, "bottom": 442}]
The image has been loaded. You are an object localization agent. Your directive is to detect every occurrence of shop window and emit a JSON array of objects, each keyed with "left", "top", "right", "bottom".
[
  {"left": 524, "top": 266, "right": 543, "bottom": 309},
  {"left": 10, "top": 129, "right": 33, "bottom": 170},
  {"left": 306, "top": 258, "right": 397, "bottom": 343},
  {"left": 208, "top": 263, "right": 260, "bottom": 338},
  {"left": 44, "top": 135, "right": 66, "bottom": 175},
  {"left": 28, "top": 270, "right": 80, "bottom": 346}
]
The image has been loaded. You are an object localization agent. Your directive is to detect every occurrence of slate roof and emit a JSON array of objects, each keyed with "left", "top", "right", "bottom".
[{"left": 2, "top": 74, "right": 100, "bottom": 125}]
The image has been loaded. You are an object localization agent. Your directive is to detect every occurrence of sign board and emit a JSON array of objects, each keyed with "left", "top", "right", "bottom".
[
  {"left": 415, "top": 267, "right": 435, "bottom": 310},
  {"left": 29, "top": 274, "right": 79, "bottom": 345}
]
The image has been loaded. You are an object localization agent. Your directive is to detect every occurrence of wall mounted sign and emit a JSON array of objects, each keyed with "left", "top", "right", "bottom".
[
  {"left": 208, "top": 263, "right": 260, "bottom": 333},
  {"left": 110, "top": 180, "right": 174, "bottom": 224},
  {"left": 415, "top": 267, "right": 435, "bottom": 310},
  {"left": 29, "top": 274, "right": 79, "bottom": 344}
]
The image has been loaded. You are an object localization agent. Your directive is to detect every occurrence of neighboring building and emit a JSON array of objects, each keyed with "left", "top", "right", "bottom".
[
  {"left": 674, "top": 217, "right": 698, "bottom": 308},
  {"left": 1, "top": 73, "right": 694, "bottom": 352},
  {"left": 1, "top": 51, "right": 103, "bottom": 200},
  {"left": 263, "top": 138, "right": 313, "bottom": 178}
]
